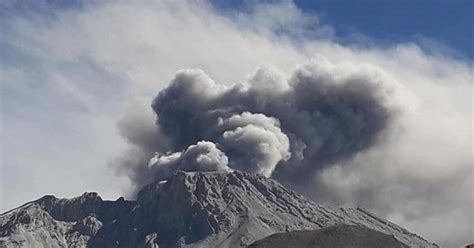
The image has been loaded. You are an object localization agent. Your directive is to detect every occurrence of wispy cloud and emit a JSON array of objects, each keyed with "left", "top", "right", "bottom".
[{"left": 0, "top": 1, "right": 472, "bottom": 247}]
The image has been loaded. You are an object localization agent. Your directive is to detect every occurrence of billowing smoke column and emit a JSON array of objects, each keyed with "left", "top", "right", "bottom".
[
  {"left": 134, "top": 60, "right": 401, "bottom": 186},
  {"left": 148, "top": 141, "right": 231, "bottom": 181}
]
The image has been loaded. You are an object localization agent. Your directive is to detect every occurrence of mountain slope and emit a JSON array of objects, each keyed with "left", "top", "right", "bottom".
[
  {"left": 0, "top": 171, "right": 438, "bottom": 248},
  {"left": 249, "top": 224, "right": 409, "bottom": 248}
]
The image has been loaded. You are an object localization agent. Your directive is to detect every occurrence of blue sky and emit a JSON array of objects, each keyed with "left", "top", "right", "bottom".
[
  {"left": 3, "top": 0, "right": 473, "bottom": 59},
  {"left": 213, "top": 0, "right": 474, "bottom": 60}
]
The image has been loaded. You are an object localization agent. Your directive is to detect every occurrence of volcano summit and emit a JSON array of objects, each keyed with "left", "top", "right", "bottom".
[{"left": 0, "top": 171, "right": 437, "bottom": 248}]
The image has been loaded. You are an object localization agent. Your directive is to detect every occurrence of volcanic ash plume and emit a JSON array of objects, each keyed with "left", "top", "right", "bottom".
[
  {"left": 148, "top": 141, "right": 231, "bottom": 181},
  {"left": 117, "top": 59, "right": 403, "bottom": 191}
]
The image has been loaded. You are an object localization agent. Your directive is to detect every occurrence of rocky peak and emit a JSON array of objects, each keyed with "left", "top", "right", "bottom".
[
  {"left": 1, "top": 171, "right": 438, "bottom": 248},
  {"left": 35, "top": 192, "right": 103, "bottom": 222}
]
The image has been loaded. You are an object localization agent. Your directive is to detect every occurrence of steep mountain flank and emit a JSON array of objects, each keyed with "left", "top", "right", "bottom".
[
  {"left": 249, "top": 224, "right": 409, "bottom": 248},
  {"left": 0, "top": 171, "right": 437, "bottom": 248}
]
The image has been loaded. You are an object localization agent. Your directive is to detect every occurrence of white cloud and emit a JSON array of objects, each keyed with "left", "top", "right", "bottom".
[{"left": 0, "top": 1, "right": 472, "bottom": 247}]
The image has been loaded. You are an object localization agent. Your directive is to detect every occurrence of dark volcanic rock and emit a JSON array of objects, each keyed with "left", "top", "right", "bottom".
[
  {"left": 0, "top": 171, "right": 438, "bottom": 248},
  {"left": 249, "top": 224, "right": 409, "bottom": 248}
]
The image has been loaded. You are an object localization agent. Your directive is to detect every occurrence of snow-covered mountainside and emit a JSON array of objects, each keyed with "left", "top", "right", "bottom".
[{"left": 0, "top": 171, "right": 438, "bottom": 248}]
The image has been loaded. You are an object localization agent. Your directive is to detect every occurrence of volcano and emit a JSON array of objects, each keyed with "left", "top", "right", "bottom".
[{"left": 0, "top": 171, "right": 437, "bottom": 247}]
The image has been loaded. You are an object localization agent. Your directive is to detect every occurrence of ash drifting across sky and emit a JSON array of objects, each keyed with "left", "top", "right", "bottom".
[
  {"left": 3, "top": 1, "right": 471, "bottom": 246},
  {"left": 117, "top": 60, "right": 404, "bottom": 191},
  {"left": 113, "top": 51, "right": 472, "bottom": 247}
]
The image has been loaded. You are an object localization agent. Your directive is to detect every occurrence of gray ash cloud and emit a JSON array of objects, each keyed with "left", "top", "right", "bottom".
[{"left": 116, "top": 60, "right": 402, "bottom": 191}]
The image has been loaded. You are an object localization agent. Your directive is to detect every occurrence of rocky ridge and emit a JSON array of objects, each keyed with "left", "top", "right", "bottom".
[{"left": 0, "top": 171, "right": 438, "bottom": 247}]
